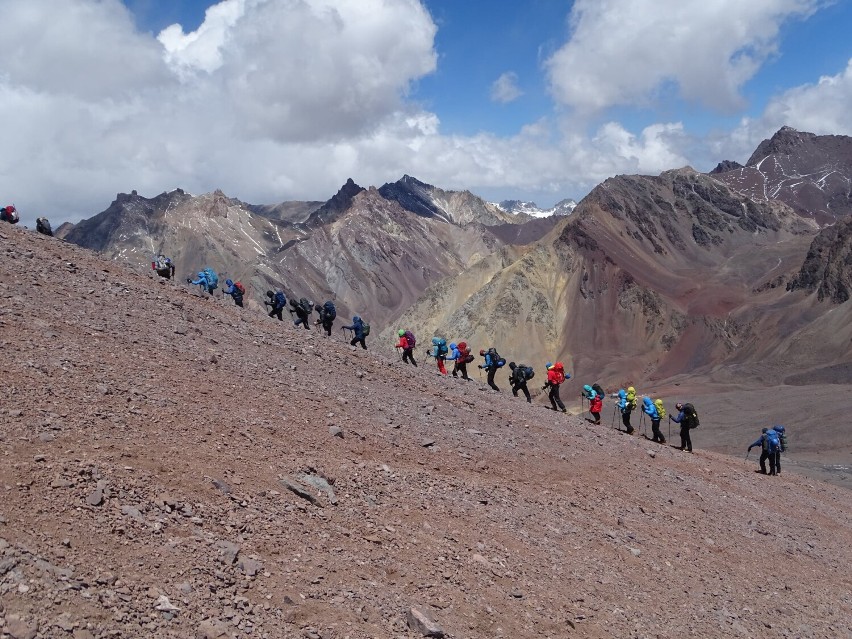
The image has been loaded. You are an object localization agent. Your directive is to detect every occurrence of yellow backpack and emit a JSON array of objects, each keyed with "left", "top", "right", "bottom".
[
  {"left": 626, "top": 387, "right": 637, "bottom": 410},
  {"left": 654, "top": 399, "right": 666, "bottom": 419}
]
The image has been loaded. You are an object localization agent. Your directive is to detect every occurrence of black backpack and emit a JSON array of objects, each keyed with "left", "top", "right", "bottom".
[
  {"left": 36, "top": 217, "right": 53, "bottom": 236},
  {"left": 592, "top": 383, "right": 605, "bottom": 400},
  {"left": 513, "top": 365, "right": 533, "bottom": 383},
  {"left": 299, "top": 298, "right": 313, "bottom": 314},
  {"left": 682, "top": 403, "right": 699, "bottom": 428},
  {"left": 487, "top": 347, "right": 505, "bottom": 368}
]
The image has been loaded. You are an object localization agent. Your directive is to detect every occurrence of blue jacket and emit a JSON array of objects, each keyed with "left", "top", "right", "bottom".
[
  {"left": 447, "top": 343, "right": 460, "bottom": 361},
  {"left": 223, "top": 279, "right": 243, "bottom": 301},
  {"left": 642, "top": 397, "right": 659, "bottom": 420},
  {"left": 190, "top": 272, "right": 215, "bottom": 293},
  {"left": 749, "top": 434, "right": 769, "bottom": 451},
  {"left": 671, "top": 410, "right": 686, "bottom": 424},
  {"left": 343, "top": 316, "right": 366, "bottom": 339},
  {"left": 483, "top": 352, "right": 495, "bottom": 370}
]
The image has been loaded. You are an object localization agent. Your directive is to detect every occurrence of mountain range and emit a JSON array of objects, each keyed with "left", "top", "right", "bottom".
[{"left": 59, "top": 128, "right": 852, "bottom": 392}]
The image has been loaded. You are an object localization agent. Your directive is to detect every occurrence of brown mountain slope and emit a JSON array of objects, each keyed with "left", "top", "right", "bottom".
[
  {"left": 388, "top": 168, "right": 845, "bottom": 386},
  {"left": 2, "top": 217, "right": 852, "bottom": 639},
  {"left": 712, "top": 127, "right": 852, "bottom": 225}
]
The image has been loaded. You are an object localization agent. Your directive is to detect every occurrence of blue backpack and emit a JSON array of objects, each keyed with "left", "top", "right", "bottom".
[
  {"left": 765, "top": 430, "right": 781, "bottom": 453},
  {"left": 323, "top": 301, "right": 336, "bottom": 320},
  {"left": 202, "top": 268, "right": 218, "bottom": 290},
  {"left": 274, "top": 291, "right": 286, "bottom": 309},
  {"left": 432, "top": 337, "right": 448, "bottom": 357}
]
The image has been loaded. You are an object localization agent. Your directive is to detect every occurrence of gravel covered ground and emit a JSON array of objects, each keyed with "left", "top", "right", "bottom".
[{"left": 1, "top": 225, "right": 851, "bottom": 638}]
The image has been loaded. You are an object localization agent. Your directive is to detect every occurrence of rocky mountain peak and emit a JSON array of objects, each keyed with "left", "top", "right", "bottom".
[
  {"left": 306, "top": 178, "right": 366, "bottom": 226},
  {"left": 747, "top": 126, "right": 811, "bottom": 164},
  {"left": 787, "top": 216, "right": 852, "bottom": 303}
]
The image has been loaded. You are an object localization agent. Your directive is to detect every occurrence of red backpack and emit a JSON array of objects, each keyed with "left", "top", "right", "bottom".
[
  {"left": 234, "top": 282, "right": 246, "bottom": 295},
  {"left": 553, "top": 362, "right": 566, "bottom": 384}
]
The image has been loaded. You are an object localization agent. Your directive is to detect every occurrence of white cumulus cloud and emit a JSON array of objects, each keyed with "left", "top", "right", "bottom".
[
  {"left": 490, "top": 72, "right": 523, "bottom": 103},
  {"left": 546, "top": 0, "right": 822, "bottom": 114}
]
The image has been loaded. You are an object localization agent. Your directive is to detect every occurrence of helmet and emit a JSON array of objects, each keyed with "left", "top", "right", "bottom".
[
  {"left": 479, "top": 349, "right": 486, "bottom": 356},
  {"left": 546, "top": 362, "right": 553, "bottom": 369},
  {"left": 266, "top": 290, "right": 273, "bottom": 297},
  {"left": 398, "top": 329, "right": 405, "bottom": 336}
]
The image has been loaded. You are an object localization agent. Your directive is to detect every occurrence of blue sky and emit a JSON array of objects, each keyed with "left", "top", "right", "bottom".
[{"left": 1, "top": 0, "right": 851, "bottom": 224}]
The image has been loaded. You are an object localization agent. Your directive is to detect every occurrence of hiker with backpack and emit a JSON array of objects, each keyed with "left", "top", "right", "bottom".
[
  {"left": 641, "top": 396, "right": 660, "bottom": 439},
  {"left": 342, "top": 316, "right": 369, "bottom": 349},
  {"left": 748, "top": 427, "right": 780, "bottom": 475},
  {"left": 396, "top": 330, "right": 417, "bottom": 366},
  {"left": 478, "top": 348, "right": 503, "bottom": 391},
  {"left": 652, "top": 399, "right": 667, "bottom": 443},
  {"left": 508, "top": 362, "right": 534, "bottom": 403},
  {"left": 0, "top": 205, "right": 18, "bottom": 224},
  {"left": 431, "top": 337, "right": 449, "bottom": 375},
  {"left": 265, "top": 290, "right": 287, "bottom": 321},
  {"left": 617, "top": 388, "right": 637, "bottom": 435},
  {"left": 315, "top": 301, "right": 337, "bottom": 336},
  {"left": 152, "top": 254, "right": 176, "bottom": 279},
  {"left": 289, "top": 298, "right": 313, "bottom": 329},
  {"left": 542, "top": 362, "right": 568, "bottom": 411},
  {"left": 772, "top": 425, "right": 787, "bottom": 475},
  {"left": 36, "top": 217, "right": 53, "bottom": 237},
  {"left": 669, "top": 402, "right": 698, "bottom": 453},
  {"left": 451, "top": 341, "right": 473, "bottom": 379},
  {"left": 223, "top": 279, "right": 245, "bottom": 307},
  {"left": 187, "top": 268, "right": 218, "bottom": 295},
  {"left": 583, "top": 384, "right": 604, "bottom": 424}
]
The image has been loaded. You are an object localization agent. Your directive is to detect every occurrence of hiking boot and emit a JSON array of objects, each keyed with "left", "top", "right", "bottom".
[
  {"left": 561, "top": 408, "right": 567, "bottom": 413},
  {"left": 660, "top": 439, "right": 666, "bottom": 444},
  {"left": 626, "top": 428, "right": 635, "bottom": 435}
]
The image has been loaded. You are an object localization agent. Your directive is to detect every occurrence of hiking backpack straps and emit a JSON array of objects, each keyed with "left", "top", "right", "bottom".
[{"left": 682, "top": 403, "right": 699, "bottom": 428}]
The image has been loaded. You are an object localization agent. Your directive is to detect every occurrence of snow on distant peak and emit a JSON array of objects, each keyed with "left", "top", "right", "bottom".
[{"left": 494, "top": 198, "right": 577, "bottom": 218}]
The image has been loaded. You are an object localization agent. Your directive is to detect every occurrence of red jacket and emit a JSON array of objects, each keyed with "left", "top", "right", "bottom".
[
  {"left": 547, "top": 368, "right": 561, "bottom": 385},
  {"left": 590, "top": 395, "right": 603, "bottom": 412},
  {"left": 396, "top": 336, "right": 410, "bottom": 350}
]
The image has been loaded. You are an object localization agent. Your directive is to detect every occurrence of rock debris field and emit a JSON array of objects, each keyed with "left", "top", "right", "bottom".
[{"left": 1, "top": 225, "right": 851, "bottom": 638}]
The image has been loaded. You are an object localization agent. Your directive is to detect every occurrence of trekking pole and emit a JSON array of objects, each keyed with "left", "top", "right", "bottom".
[
  {"left": 611, "top": 405, "right": 617, "bottom": 430},
  {"left": 668, "top": 416, "right": 671, "bottom": 441},
  {"left": 745, "top": 450, "right": 751, "bottom": 461},
  {"left": 640, "top": 412, "right": 646, "bottom": 437}
]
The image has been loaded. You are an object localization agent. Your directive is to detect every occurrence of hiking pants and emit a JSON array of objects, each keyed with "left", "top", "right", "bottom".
[
  {"left": 437, "top": 356, "right": 447, "bottom": 375},
  {"left": 774, "top": 451, "right": 782, "bottom": 474},
  {"left": 454, "top": 362, "right": 469, "bottom": 380},
  {"left": 321, "top": 320, "right": 333, "bottom": 336},
  {"left": 486, "top": 367, "right": 499, "bottom": 391},
  {"left": 512, "top": 381, "right": 531, "bottom": 403},
  {"left": 548, "top": 384, "right": 565, "bottom": 411},
  {"left": 768, "top": 452, "right": 778, "bottom": 476},
  {"left": 590, "top": 411, "right": 601, "bottom": 424},
  {"left": 402, "top": 348, "right": 417, "bottom": 366},
  {"left": 680, "top": 426, "right": 693, "bottom": 452},
  {"left": 651, "top": 418, "right": 663, "bottom": 442},
  {"left": 233, "top": 297, "right": 244, "bottom": 308},
  {"left": 622, "top": 409, "right": 633, "bottom": 432},
  {"left": 269, "top": 307, "right": 283, "bottom": 321},
  {"left": 294, "top": 314, "right": 310, "bottom": 329},
  {"left": 350, "top": 336, "right": 367, "bottom": 350}
]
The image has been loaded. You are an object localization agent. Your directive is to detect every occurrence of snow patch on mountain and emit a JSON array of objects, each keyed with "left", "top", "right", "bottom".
[{"left": 495, "top": 198, "right": 577, "bottom": 218}]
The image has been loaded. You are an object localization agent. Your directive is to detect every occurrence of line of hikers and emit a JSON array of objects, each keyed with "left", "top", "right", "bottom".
[
  {"left": 395, "top": 331, "right": 704, "bottom": 452},
  {"left": 163, "top": 261, "right": 372, "bottom": 350},
  {"left": 161, "top": 259, "right": 788, "bottom": 467}
]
